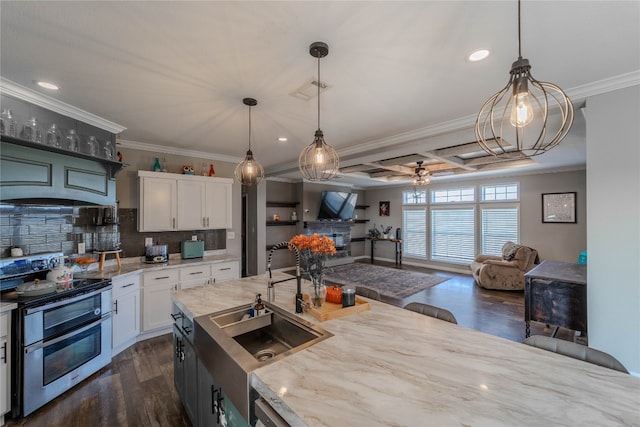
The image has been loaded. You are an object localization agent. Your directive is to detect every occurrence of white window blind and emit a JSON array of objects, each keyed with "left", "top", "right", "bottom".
[
  {"left": 403, "top": 208, "right": 427, "bottom": 258},
  {"left": 481, "top": 206, "right": 519, "bottom": 256},
  {"left": 431, "top": 207, "right": 475, "bottom": 263}
]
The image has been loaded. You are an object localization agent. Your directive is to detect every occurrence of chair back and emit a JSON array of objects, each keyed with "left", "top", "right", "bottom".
[
  {"left": 524, "top": 335, "right": 628, "bottom": 374},
  {"left": 404, "top": 302, "right": 457, "bottom": 324},
  {"left": 356, "top": 286, "right": 380, "bottom": 301}
]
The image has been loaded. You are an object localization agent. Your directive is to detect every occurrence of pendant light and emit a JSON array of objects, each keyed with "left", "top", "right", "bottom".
[
  {"left": 475, "top": 0, "right": 574, "bottom": 157},
  {"left": 298, "top": 41, "right": 339, "bottom": 181},
  {"left": 234, "top": 98, "right": 264, "bottom": 186},
  {"left": 411, "top": 161, "right": 430, "bottom": 186}
]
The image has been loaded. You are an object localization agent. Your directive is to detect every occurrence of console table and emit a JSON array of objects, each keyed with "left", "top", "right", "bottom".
[
  {"left": 370, "top": 238, "right": 402, "bottom": 266},
  {"left": 524, "top": 260, "right": 587, "bottom": 341}
]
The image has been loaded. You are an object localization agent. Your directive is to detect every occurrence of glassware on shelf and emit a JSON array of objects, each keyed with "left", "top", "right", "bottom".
[
  {"left": 103, "top": 139, "right": 114, "bottom": 160},
  {"left": 201, "top": 162, "right": 208, "bottom": 176},
  {"left": 161, "top": 157, "right": 167, "bottom": 172},
  {"left": 65, "top": 129, "right": 80, "bottom": 152},
  {"left": 1, "top": 109, "right": 17, "bottom": 137},
  {"left": 46, "top": 123, "right": 62, "bottom": 148},
  {"left": 153, "top": 157, "right": 162, "bottom": 171},
  {"left": 22, "top": 117, "right": 42, "bottom": 143},
  {"left": 86, "top": 136, "right": 99, "bottom": 156}
]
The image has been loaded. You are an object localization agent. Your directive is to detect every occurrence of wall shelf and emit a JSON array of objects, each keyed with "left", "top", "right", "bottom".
[
  {"left": 355, "top": 205, "right": 370, "bottom": 210},
  {"left": 353, "top": 219, "right": 369, "bottom": 224},
  {"left": 351, "top": 237, "right": 367, "bottom": 242},
  {"left": 266, "top": 201, "right": 299, "bottom": 208},
  {"left": 266, "top": 220, "right": 298, "bottom": 226}
]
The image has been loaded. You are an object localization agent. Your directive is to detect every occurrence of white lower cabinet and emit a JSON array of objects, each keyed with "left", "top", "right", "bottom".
[
  {"left": 142, "top": 269, "right": 179, "bottom": 332},
  {"left": 1, "top": 311, "right": 11, "bottom": 422},
  {"left": 211, "top": 261, "right": 239, "bottom": 284},
  {"left": 180, "top": 265, "right": 212, "bottom": 290},
  {"left": 112, "top": 273, "right": 141, "bottom": 354}
]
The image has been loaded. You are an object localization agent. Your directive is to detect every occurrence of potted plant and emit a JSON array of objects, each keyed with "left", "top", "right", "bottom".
[{"left": 380, "top": 225, "right": 392, "bottom": 239}]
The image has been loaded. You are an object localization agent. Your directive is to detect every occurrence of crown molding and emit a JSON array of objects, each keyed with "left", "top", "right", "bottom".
[
  {"left": 0, "top": 77, "right": 127, "bottom": 134},
  {"left": 117, "top": 138, "right": 243, "bottom": 164},
  {"left": 567, "top": 70, "right": 640, "bottom": 101}
]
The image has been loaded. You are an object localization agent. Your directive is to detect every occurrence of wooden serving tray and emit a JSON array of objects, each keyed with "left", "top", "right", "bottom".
[{"left": 306, "top": 296, "right": 371, "bottom": 322}]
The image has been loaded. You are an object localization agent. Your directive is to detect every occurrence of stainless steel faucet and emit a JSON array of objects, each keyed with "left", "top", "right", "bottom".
[{"left": 267, "top": 241, "right": 303, "bottom": 313}]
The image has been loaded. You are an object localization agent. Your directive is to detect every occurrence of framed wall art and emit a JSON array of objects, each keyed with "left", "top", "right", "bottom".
[
  {"left": 379, "top": 201, "right": 390, "bottom": 217},
  {"left": 542, "top": 192, "right": 576, "bottom": 223}
]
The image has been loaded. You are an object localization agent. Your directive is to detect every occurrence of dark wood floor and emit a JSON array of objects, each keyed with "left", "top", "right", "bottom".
[{"left": 5, "top": 260, "right": 575, "bottom": 426}]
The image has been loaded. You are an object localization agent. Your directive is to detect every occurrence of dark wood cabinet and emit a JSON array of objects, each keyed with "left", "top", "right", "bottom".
[{"left": 524, "top": 261, "right": 587, "bottom": 341}]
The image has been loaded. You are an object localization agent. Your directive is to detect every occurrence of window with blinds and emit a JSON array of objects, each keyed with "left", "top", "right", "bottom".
[
  {"left": 481, "top": 206, "right": 519, "bottom": 256},
  {"left": 403, "top": 208, "right": 427, "bottom": 258},
  {"left": 431, "top": 207, "right": 475, "bottom": 263}
]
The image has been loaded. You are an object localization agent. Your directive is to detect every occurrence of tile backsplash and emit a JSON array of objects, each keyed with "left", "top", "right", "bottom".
[{"left": 0, "top": 203, "right": 225, "bottom": 259}]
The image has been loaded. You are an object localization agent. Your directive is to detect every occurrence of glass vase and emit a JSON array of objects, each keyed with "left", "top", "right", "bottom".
[{"left": 308, "top": 275, "right": 326, "bottom": 308}]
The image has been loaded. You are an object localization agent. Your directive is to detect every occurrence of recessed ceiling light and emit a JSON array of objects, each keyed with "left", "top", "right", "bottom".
[
  {"left": 37, "top": 81, "right": 59, "bottom": 90},
  {"left": 467, "top": 49, "right": 490, "bottom": 62},
  {"left": 277, "top": 137, "right": 288, "bottom": 143}
]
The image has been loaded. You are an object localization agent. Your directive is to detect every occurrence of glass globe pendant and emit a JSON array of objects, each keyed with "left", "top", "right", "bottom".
[
  {"left": 299, "top": 42, "right": 339, "bottom": 181},
  {"left": 235, "top": 98, "right": 264, "bottom": 186}
]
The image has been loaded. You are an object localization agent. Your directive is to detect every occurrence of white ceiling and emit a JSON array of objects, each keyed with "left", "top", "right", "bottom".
[{"left": 1, "top": 1, "right": 639, "bottom": 188}]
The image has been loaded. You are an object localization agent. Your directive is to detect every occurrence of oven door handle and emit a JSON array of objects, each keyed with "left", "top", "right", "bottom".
[
  {"left": 25, "top": 285, "right": 112, "bottom": 315},
  {"left": 24, "top": 314, "right": 112, "bottom": 354}
]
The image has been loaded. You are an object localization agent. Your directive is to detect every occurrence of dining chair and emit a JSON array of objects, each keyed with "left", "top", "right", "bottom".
[
  {"left": 524, "top": 335, "right": 628, "bottom": 374},
  {"left": 355, "top": 286, "right": 380, "bottom": 301},
  {"left": 403, "top": 302, "right": 458, "bottom": 324}
]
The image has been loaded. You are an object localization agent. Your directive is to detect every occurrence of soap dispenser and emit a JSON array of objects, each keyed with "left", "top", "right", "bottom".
[{"left": 255, "top": 294, "right": 266, "bottom": 316}]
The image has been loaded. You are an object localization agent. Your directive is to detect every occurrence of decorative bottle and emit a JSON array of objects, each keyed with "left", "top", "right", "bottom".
[
  {"left": 153, "top": 157, "right": 162, "bottom": 172},
  {"left": 208, "top": 164, "right": 215, "bottom": 177}
]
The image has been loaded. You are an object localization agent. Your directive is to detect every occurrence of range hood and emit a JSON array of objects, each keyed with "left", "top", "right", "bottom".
[{"left": 1, "top": 136, "right": 124, "bottom": 206}]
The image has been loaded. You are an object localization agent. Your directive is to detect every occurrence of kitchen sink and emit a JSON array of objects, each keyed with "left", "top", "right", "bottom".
[
  {"left": 194, "top": 301, "right": 332, "bottom": 422},
  {"left": 210, "top": 303, "right": 330, "bottom": 362}
]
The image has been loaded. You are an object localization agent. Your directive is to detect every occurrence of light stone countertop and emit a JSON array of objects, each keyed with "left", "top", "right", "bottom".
[
  {"left": 0, "top": 301, "right": 17, "bottom": 313},
  {"left": 74, "top": 253, "right": 240, "bottom": 280},
  {"left": 172, "top": 273, "right": 640, "bottom": 427}
]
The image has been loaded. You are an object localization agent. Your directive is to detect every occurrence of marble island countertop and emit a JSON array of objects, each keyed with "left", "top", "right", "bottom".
[{"left": 172, "top": 273, "right": 640, "bottom": 426}]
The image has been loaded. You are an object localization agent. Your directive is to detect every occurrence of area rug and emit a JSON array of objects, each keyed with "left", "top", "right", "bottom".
[{"left": 322, "top": 263, "right": 449, "bottom": 299}]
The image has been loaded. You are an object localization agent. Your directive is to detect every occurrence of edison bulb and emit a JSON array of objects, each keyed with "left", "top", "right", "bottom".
[
  {"left": 510, "top": 92, "right": 534, "bottom": 127},
  {"left": 245, "top": 161, "right": 254, "bottom": 176},
  {"left": 314, "top": 147, "right": 325, "bottom": 165}
]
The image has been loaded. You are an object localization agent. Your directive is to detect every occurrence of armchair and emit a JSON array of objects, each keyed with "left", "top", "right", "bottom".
[{"left": 470, "top": 242, "right": 539, "bottom": 290}]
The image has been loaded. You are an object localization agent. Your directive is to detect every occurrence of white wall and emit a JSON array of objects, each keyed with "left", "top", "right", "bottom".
[
  {"left": 364, "top": 170, "right": 587, "bottom": 271},
  {"left": 586, "top": 85, "right": 640, "bottom": 374}
]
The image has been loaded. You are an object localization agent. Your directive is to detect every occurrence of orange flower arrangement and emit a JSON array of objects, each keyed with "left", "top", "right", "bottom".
[{"left": 289, "top": 233, "right": 336, "bottom": 280}]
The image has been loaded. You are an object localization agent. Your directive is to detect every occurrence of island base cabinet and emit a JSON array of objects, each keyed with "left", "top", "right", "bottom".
[
  {"left": 196, "top": 358, "right": 221, "bottom": 427},
  {"left": 173, "top": 325, "right": 198, "bottom": 426}
]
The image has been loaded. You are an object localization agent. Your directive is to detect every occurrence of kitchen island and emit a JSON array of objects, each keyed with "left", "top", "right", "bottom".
[{"left": 172, "top": 273, "right": 639, "bottom": 426}]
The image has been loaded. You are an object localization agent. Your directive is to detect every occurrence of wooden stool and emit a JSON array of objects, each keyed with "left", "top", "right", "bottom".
[{"left": 98, "top": 250, "right": 122, "bottom": 271}]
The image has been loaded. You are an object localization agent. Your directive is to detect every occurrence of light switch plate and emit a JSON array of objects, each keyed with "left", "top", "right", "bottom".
[
  {"left": 227, "top": 231, "right": 235, "bottom": 239},
  {"left": 78, "top": 242, "right": 85, "bottom": 254},
  {"left": 145, "top": 237, "right": 153, "bottom": 247},
  {"left": 192, "top": 235, "right": 197, "bottom": 241}
]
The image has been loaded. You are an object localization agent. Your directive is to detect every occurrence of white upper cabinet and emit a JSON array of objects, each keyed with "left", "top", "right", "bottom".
[{"left": 138, "top": 171, "right": 232, "bottom": 232}]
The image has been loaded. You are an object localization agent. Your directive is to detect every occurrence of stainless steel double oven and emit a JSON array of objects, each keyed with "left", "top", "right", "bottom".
[
  {"left": 19, "top": 284, "right": 112, "bottom": 416},
  {"left": 0, "top": 252, "right": 112, "bottom": 417}
]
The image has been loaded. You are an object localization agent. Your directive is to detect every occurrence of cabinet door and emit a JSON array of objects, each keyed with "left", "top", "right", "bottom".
[
  {"left": 142, "top": 270, "right": 179, "bottom": 332},
  {"left": 177, "top": 179, "right": 206, "bottom": 230},
  {"left": 204, "top": 181, "right": 232, "bottom": 229},
  {"left": 197, "top": 358, "right": 221, "bottom": 427},
  {"left": 0, "top": 312, "right": 10, "bottom": 417},
  {"left": 112, "top": 289, "right": 140, "bottom": 350},
  {"left": 183, "top": 337, "right": 198, "bottom": 425},
  {"left": 139, "top": 177, "right": 177, "bottom": 231}
]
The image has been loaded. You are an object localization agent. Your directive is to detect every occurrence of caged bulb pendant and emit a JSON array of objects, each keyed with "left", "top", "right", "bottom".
[
  {"left": 299, "top": 41, "right": 339, "bottom": 181},
  {"left": 475, "top": 0, "right": 574, "bottom": 158},
  {"left": 234, "top": 98, "right": 265, "bottom": 186}
]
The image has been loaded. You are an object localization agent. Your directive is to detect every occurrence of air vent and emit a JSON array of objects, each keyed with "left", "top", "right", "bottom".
[{"left": 290, "top": 79, "right": 330, "bottom": 101}]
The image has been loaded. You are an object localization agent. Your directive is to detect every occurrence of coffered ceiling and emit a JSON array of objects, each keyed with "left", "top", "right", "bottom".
[{"left": 1, "top": 1, "right": 638, "bottom": 188}]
